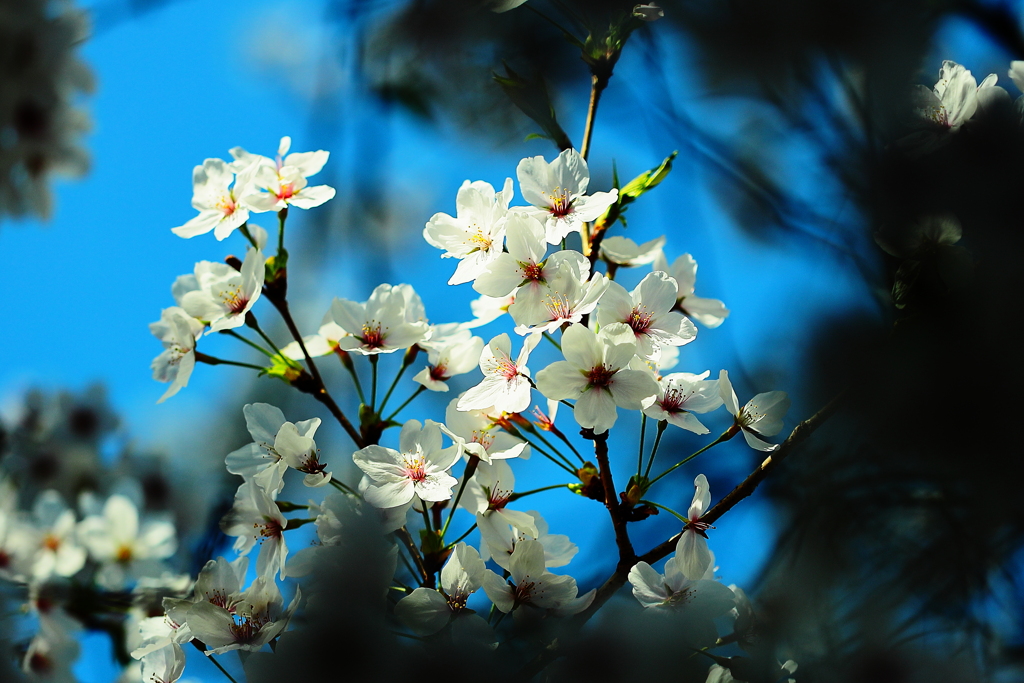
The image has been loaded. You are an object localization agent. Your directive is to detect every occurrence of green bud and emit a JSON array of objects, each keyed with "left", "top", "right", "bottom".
[{"left": 261, "top": 353, "right": 302, "bottom": 384}]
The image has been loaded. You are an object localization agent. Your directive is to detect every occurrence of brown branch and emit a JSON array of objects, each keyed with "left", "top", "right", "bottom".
[
  {"left": 394, "top": 526, "right": 430, "bottom": 587},
  {"left": 517, "top": 391, "right": 846, "bottom": 680},
  {"left": 267, "top": 293, "right": 365, "bottom": 448},
  {"left": 583, "top": 428, "right": 636, "bottom": 571}
]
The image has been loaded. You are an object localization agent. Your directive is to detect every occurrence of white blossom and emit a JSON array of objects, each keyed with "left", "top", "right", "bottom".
[
  {"left": 719, "top": 370, "right": 790, "bottom": 452},
  {"left": 424, "top": 178, "right": 514, "bottom": 285},
  {"left": 535, "top": 323, "right": 659, "bottom": 434},
  {"left": 352, "top": 420, "right": 462, "bottom": 508},
  {"left": 149, "top": 307, "right": 203, "bottom": 403},
  {"left": 514, "top": 149, "right": 618, "bottom": 244}
]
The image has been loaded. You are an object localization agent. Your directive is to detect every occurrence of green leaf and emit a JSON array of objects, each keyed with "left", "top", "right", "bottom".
[
  {"left": 620, "top": 151, "right": 678, "bottom": 201},
  {"left": 261, "top": 353, "right": 302, "bottom": 384}
]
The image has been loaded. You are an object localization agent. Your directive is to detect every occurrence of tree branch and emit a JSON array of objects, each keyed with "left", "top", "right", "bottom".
[{"left": 517, "top": 391, "right": 846, "bottom": 679}]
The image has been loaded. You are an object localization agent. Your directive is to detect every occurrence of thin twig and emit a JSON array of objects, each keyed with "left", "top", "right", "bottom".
[{"left": 269, "top": 296, "right": 364, "bottom": 448}]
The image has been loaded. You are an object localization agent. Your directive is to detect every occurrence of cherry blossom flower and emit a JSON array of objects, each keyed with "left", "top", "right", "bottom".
[
  {"left": 478, "top": 509, "right": 577, "bottom": 571},
  {"left": 22, "top": 616, "right": 80, "bottom": 682},
  {"left": 233, "top": 136, "right": 335, "bottom": 213},
  {"left": 185, "top": 577, "right": 300, "bottom": 655},
  {"left": 0, "top": 507, "right": 35, "bottom": 582},
  {"left": 654, "top": 252, "right": 730, "bottom": 328},
  {"left": 139, "top": 644, "right": 185, "bottom": 683},
  {"left": 441, "top": 398, "right": 529, "bottom": 463},
  {"left": 641, "top": 371, "right": 723, "bottom": 434},
  {"left": 914, "top": 60, "right": 1001, "bottom": 132},
  {"left": 457, "top": 333, "right": 540, "bottom": 414},
  {"left": 676, "top": 474, "right": 714, "bottom": 581},
  {"left": 599, "top": 235, "right": 665, "bottom": 267},
  {"left": 473, "top": 212, "right": 589, "bottom": 307},
  {"left": 330, "top": 284, "right": 430, "bottom": 355},
  {"left": 480, "top": 540, "right": 583, "bottom": 613},
  {"left": 511, "top": 264, "right": 609, "bottom": 335},
  {"left": 77, "top": 494, "right": 177, "bottom": 589},
  {"left": 134, "top": 557, "right": 250, "bottom": 658},
  {"left": 461, "top": 461, "right": 538, "bottom": 545},
  {"left": 178, "top": 247, "right": 265, "bottom": 333},
  {"left": 719, "top": 370, "right": 790, "bottom": 452},
  {"left": 627, "top": 550, "right": 733, "bottom": 613},
  {"left": 535, "top": 323, "right": 659, "bottom": 434},
  {"left": 424, "top": 178, "right": 514, "bottom": 285},
  {"left": 394, "top": 542, "right": 489, "bottom": 636},
  {"left": 220, "top": 481, "right": 288, "bottom": 580},
  {"left": 902, "top": 60, "right": 1007, "bottom": 153},
  {"left": 171, "top": 158, "right": 259, "bottom": 240},
  {"left": 515, "top": 148, "right": 618, "bottom": 244},
  {"left": 149, "top": 307, "right": 203, "bottom": 404},
  {"left": 352, "top": 420, "right": 462, "bottom": 508},
  {"left": 596, "top": 271, "right": 697, "bottom": 359},
  {"left": 225, "top": 403, "right": 326, "bottom": 491},
  {"left": 28, "top": 491, "right": 85, "bottom": 581},
  {"left": 413, "top": 330, "right": 485, "bottom": 392}
]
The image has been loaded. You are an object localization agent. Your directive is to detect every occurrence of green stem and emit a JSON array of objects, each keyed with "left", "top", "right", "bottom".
[
  {"left": 344, "top": 358, "right": 366, "bottom": 405},
  {"left": 379, "top": 362, "right": 410, "bottom": 414},
  {"left": 194, "top": 352, "right": 264, "bottom": 371},
  {"left": 386, "top": 386, "right": 426, "bottom": 422},
  {"left": 420, "top": 504, "right": 432, "bottom": 533},
  {"left": 542, "top": 331, "right": 562, "bottom": 351},
  {"left": 639, "top": 500, "right": 690, "bottom": 524},
  {"left": 509, "top": 483, "right": 570, "bottom": 501},
  {"left": 207, "top": 655, "right": 239, "bottom": 683},
  {"left": 238, "top": 222, "right": 259, "bottom": 250},
  {"left": 516, "top": 433, "right": 576, "bottom": 474},
  {"left": 644, "top": 420, "right": 668, "bottom": 479},
  {"left": 531, "top": 429, "right": 582, "bottom": 466},
  {"left": 370, "top": 355, "right": 379, "bottom": 410},
  {"left": 221, "top": 330, "right": 275, "bottom": 358},
  {"left": 648, "top": 430, "right": 733, "bottom": 487},
  {"left": 637, "top": 414, "right": 648, "bottom": 479},
  {"left": 441, "top": 458, "right": 479, "bottom": 539},
  {"left": 277, "top": 207, "right": 287, "bottom": 255},
  {"left": 328, "top": 478, "right": 355, "bottom": 495},
  {"left": 446, "top": 523, "right": 478, "bottom": 548},
  {"left": 547, "top": 427, "right": 585, "bottom": 463},
  {"left": 246, "top": 315, "right": 285, "bottom": 357}
]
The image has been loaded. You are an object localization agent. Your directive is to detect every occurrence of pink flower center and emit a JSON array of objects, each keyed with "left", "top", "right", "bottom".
[
  {"left": 547, "top": 188, "right": 574, "bottom": 218},
  {"left": 277, "top": 181, "right": 297, "bottom": 201},
  {"left": 487, "top": 485, "right": 513, "bottom": 511},
  {"left": 220, "top": 285, "right": 249, "bottom": 314},
  {"left": 230, "top": 610, "right": 271, "bottom": 643},
  {"left": 543, "top": 291, "right": 573, "bottom": 320},
  {"left": 628, "top": 305, "right": 654, "bottom": 335},
  {"left": 495, "top": 357, "right": 519, "bottom": 381},
  {"left": 256, "top": 518, "right": 283, "bottom": 540},
  {"left": 402, "top": 454, "right": 428, "bottom": 483},
  {"left": 361, "top": 322, "right": 386, "bottom": 349},
  {"left": 659, "top": 387, "right": 688, "bottom": 414},
  {"left": 519, "top": 261, "right": 544, "bottom": 282},
  {"left": 514, "top": 579, "right": 537, "bottom": 604},
  {"left": 586, "top": 363, "right": 616, "bottom": 390},
  {"left": 215, "top": 195, "right": 238, "bottom": 216},
  {"left": 205, "top": 588, "right": 231, "bottom": 609},
  {"left": 429, "top": 363, "right": 449, "bottom": 381}
]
